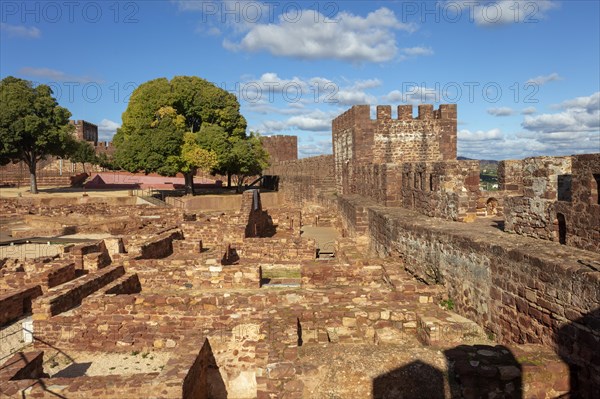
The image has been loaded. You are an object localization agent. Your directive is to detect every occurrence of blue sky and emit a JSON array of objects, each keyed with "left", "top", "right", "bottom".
[{"left": 1, "top": 0, "right": 599, "bottom": 159}]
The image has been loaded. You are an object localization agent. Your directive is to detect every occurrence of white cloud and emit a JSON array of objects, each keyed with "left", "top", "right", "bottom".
[
  {"left": 299, "top": 140, "right": 333, "bottom": 158},
  {"left": 459, "top": 128, "right": 504, "bottom": 141},
  {"left": 239, "top": 73, "right": 379, "bottom": 107},
  {"left": 382, "top": 86, "right": 441, "bottom": 104},
  {"left": 487, "top": 107, "right": 514, "bottom": 116},
  {"left": 224, "top": 7, "right": 416, "bottom": 62},
  {"left": 347, "top": 78, "right": 382, "bottom": 91},
  {"left": 401, "top": 47, "right": 434, "bottom": 57},
  {"left": 526, "top": 72, "right": 562, "bottom": 86},
  {"left": 521, "top": 107, "right": 537, "bottom": 115},
  {"left": 473, "top": 0, "right": 559, "bottom": 26},
  {"left": 458, "top": 92, "right": 600, "bottom": 159},
  {"left": 0, "top": 23, "right": 40, "bottom": 38},
  {"left": 98, "top": 119, "right": 121, "bottom": 141},
  {"left": 256, "top": 109, "right": 338, "bottom": 133},
  {"left": 18, "top": 67, "right": 98, "bottom": 83},
  {"left": 559, "top": 92, "right": 600, "bottom": 113},
  {"left": 522, "top": 92, "right": 600, "bottom": 133}
]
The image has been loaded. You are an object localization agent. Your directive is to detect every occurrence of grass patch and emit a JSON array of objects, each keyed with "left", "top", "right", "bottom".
[
  {"left": 440, "top": 299, "right": 455, "bottom": 311},
  {"left": 261, "top": 268, "right": 301, "bottom": 279}
]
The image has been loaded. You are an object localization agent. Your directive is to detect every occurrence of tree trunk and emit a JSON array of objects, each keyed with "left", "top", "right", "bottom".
[
  {"left": 184, "top": 171, "right": 195, "bottom": 195},
  {"left": 227, "top": 172, "right": 232, "bottom": 188},
  {"left": 236, "top": 175, "right": 245, "bottom": 193},
  {"left": 28, "top": 160, "right": 38, "bottom": 194}
]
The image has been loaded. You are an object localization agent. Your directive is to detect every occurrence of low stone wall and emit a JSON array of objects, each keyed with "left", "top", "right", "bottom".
[
  {"left": 0, "top": 285, "right": 42, "bottom": 326},
  {"left": 352, "top": 196, "right": 600, "bottom": 392},
  {"left": 0, "top": 259, "right": 75, "bottom": 292},
  {"left": 126, "top": 258, "right": 260, "bottom": 290},
  {"left": 127, "top": 229, "right": 183, "bottom": 259},
  {"left": 301, "top": 262, "right": 387, "bottom": 288},
  {"left": 337, "top": 195, "right": 370, "bottom": 236},
  {"left": 33, "top": 265, "right": 125, "bottom": 317},
  {"left": 504, "top": 196, "right": 555, "bottom": 240},
  {"left": 240, "top": 237, "right": 315, "bottom": 262},
  {"left": 1, "top": 338, "right": 216, "bottom": 398}
]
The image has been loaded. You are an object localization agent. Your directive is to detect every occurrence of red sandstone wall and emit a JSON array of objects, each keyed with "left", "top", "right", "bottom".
[
  {"left": 260, "top": 135, "right": 298, "bottom": 162},
  {"left": 498, "top": 160, "right": 524, "bottom": 193},
  {"left": 504, "top": 154, "right": 599, "bottom": 252},
  {"left": 400, "top": 160, "right": 480, "bottom": 222},
  {"left": 265, "top": 155, "right": 335, "bottom": 206},
  {"left": 332, "top": 104, "right": 457, "bottom": 197},
  {"left": 364, "top": 199, "right": 600, "bottom": 392}
]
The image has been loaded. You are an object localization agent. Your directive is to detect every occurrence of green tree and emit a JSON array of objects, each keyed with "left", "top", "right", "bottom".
[
  {"left": 0, "top": 76, "right": 74, "bottom": 194},
  {"left": 68, "top": 140, "right": 98, "bottom": 174},
  {"left": 96, "top": 152, "right": 115, "bottom": 170},
  {"left": 228, "top": 133, "right": 271, "bottom": 192},
  {"left": 113, "top": 76, "right": 246, "bottom": 194}
]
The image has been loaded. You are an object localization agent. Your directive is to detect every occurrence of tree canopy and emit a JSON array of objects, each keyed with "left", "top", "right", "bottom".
[
  {"left": 113, "top": 76, "right": 267, "bottom": 194},
  {"left": 0, "top": 76, "right": 75, "bottom": 193}
]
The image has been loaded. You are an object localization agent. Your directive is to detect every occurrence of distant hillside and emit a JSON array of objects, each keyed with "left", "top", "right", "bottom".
[{"left": 457, "top": 156, "right": 499, "bottom": 171}]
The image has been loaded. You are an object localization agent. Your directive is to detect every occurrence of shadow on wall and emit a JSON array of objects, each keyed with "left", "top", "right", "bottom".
[
  {"left": 372, "top": 308, "right": 600, "bottom": 398},
  {"left": 556, "top": 307, "right": 600, "bottom": 398}
]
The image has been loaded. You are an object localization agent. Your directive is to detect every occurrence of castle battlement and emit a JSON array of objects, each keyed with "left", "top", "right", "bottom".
[{"left": 333, "top": 105, "right": 457, "bottom": 130}]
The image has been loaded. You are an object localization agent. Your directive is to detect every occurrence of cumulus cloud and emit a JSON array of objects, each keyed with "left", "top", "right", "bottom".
[
  {"left": 522, "top": 92, "right": 599, "bottom": 133},
  {"left": 473, "top": 0, "right": 559, "bottom": 26},
  {"left": 521, "top": 107, "right": 537, "bottom": 115},
  {"left": 0, "top": 23, "right": 40, "bottom": 38},
  {"left": 299, "top": 139, "right": 333, "bottom": 158},
  {"left": 223, "top": 7, "right": 416, "bottom": 62},
  {"left": 255, "top": 109, "right": 338, "bottom": 134},
  {"left": 240, "top": 73, "right": 379, "bottom": 107},
  {"left": 382, "top": 86, "right": 441, "bottom": 104},
  {"left": 459, "top": 128, "right": 504, "bottom": 141},
  {"left": 98, "top": 119, "right": 121, "bottom": 141},
  {"left": 18, "top": 67, "right": 98, "bottom": 84},
  {"left": 487, "top": 107, "right": 514, "bottom": 116},
  {"left": 526, "top": 72, "right": 562, "bottom": 86},
  {"left": 459, "top": 92, "right": 599, "bottom": 159}
]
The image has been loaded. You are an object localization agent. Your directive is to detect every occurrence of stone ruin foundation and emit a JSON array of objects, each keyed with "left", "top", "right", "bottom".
[{"left": 0, "top": 104, "right": 599, "bottom": 398}]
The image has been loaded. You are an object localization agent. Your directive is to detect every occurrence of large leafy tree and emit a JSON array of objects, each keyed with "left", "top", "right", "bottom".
[
  {"left": 0, "top": 76, "right": 75, "bottom": 194},
  {"left": 113, "top": 76, "right": 246, "bottom": 194}
]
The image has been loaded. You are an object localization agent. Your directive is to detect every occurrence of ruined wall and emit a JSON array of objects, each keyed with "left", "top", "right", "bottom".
[
  {"left": 504, "top": 154, "right": 599, "bottom": 252},
  {"left": 360, "top": 198, "right": 600, "bottom": 390},
  {"left": 352, "top": 162, "right": 403, "bottom": 207},
  {"left": 260, "top": 135, "right": 298, "bottom": 162},
  {"left": 0, "top": 286, "right": 42, "bottom": 326},
  {"left": 498, "top": 160, "right": 524, "bottom": 193},
  {"left": 240, "top": 189, "right": 274, "bottom": 238},
  {"left": 265, "top": 155, "right": 336, "bottom": 206},
  {"left": 554, "top": 154, "right": 600, "bottom": 252},
  {"left": 400, "top": 160, "right": 480, "bottom": 222}
]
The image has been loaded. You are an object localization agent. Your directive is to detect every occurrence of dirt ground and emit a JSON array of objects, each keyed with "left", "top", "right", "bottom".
[{"left": 44, "top": 350, "right": 170, "bottom": 377}]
